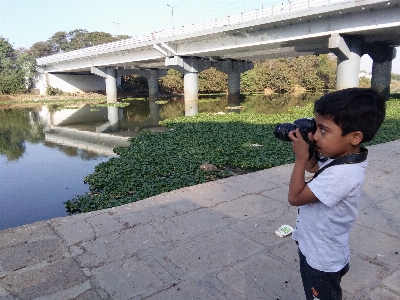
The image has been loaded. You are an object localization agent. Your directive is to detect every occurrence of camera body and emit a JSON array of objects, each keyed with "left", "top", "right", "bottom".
[
  {"left": 273, "top": 118, "right": 317, "bottom": 159},
  {"left": 273, "top": 118, "right": 316, "bottom": 142}
]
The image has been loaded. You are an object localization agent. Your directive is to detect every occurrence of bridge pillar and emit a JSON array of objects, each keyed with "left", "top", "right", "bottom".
[
  {"left": 329, "top": 35, "right": 362, "bottom": 90},
  {"left": 149, "top": 70, "right": 160, "bottom": 100},
  {"left": 133, "top": 69, "right": 167, "bottom": 125},
  {"left": 228, "top": 73, "right": 241, "bottom": 105},
  {"left": 183, "top": 71, "right": 200, "bottom": 116},
  {"left": 92, "top": 67, "right": 168, "bottom": 103},
  {"left": 165, "top": 56, "right": 211, "bottom": 116},
  {"left": 367, "top": 45, "right": 396, "bottom": 100},
  {"left": 128, "top": 69, "right": 168, "bottom": 100},
  {"left": 213, "top": 60, "right": 253, "bottom": 107},
  {"left": 91, "top": 67, "right": 119, "bottom": 103},
  {"left": 106, "top": 68, "right": 118, "bottom": 103}
]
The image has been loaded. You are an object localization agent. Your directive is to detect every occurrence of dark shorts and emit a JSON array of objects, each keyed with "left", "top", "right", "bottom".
[{"left": 298, "top": 248, "right": 350, "bottom": 300}]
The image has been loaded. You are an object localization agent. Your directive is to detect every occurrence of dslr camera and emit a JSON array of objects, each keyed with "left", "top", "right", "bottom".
[{"left": 273, "top": 118, "right": 317, "bottom": 159}]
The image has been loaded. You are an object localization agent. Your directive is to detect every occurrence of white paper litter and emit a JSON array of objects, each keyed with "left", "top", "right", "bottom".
[{"left": 275, "top": 225, "right": 294, "bottom": 237}]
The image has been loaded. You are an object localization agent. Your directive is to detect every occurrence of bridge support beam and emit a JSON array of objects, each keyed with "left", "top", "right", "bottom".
[
  {"left": 213, "top": 60, "right": 253, "bottom": 107},
  {"left": 329, "top": 34, "right": 362, "bottom": 91},
  {"left": 367, "top": 45, "right": 396, "bottom": 100},
  {"left": 166, "top": 56, "right": 211, "bottom": 116}
]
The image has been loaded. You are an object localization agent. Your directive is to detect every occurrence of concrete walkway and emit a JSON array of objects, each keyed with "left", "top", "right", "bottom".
[{"left": 1, "top": 140, "right": 399, "bottom": 300}]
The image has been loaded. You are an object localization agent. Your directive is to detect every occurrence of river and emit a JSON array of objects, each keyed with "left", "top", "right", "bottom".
[{"left": 0, "top": 93, "right": 319, "bottom": 230}]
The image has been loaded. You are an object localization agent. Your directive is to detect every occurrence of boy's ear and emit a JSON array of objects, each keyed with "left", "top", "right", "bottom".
[{"left": 350, "top": 131, "right": 363, "bottom": 146}]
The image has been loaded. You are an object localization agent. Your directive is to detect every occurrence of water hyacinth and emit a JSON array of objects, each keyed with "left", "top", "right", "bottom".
[{"left": 64, "top": 98, "right": 400, "bottom": 214}]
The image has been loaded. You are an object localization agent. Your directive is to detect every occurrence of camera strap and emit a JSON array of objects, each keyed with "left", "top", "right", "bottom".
[{"left": 307, "top": 147, "right": 368, "bottom": 183}]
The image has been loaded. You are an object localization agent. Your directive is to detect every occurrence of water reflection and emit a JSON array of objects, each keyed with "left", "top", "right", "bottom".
[
  {"left": 0, "top": 109, "right": 44, "bottom": 161},
  {"left": 0, "top": 142, "right": 110, "bottom": 230},
  {"left": 1, "top": 92, "right": 321, "bottom": 163},
  {"left": 0, "top": 92, "right": 320, "bottom": 230}
]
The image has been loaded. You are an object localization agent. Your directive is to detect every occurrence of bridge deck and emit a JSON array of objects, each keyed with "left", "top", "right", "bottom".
[{"left": 36, "top": 0, "right": 400, "bottom": 73}]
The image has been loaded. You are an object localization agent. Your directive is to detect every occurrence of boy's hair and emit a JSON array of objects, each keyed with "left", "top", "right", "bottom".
[{"left": 314, "top": 88, "right": 386, "bottom": 143}]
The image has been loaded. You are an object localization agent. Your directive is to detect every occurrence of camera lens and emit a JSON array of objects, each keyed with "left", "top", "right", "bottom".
[{"left": 273, "top": 123, "right": 296, "bottom": 142}]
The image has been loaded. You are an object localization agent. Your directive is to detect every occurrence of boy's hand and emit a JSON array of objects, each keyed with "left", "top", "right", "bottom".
[
  {"left": 287, "top": 129, "right": 319, "bottom": 206},
  {"left": 288, "top": 128, "right": 313, "bottom": 161}
]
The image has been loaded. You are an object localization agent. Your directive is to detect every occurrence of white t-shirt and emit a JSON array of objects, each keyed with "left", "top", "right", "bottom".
[{"left": 292, "top": 158, "right": 368, "bottom": 272}]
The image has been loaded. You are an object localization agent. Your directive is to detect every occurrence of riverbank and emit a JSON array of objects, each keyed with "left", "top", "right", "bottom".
[
  {"left": 2, "top": 93, "right": 399, "bottom": 225},
  {"left": 0, "top": 92, "right": 107, "bottom": 109}
]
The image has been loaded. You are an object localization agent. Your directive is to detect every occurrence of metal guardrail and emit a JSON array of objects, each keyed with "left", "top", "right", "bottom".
[{"left": 36, "top": 0, "right": 371, "bottom": 65}]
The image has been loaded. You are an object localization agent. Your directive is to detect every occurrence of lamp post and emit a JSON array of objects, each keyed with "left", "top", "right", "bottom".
[
  {"left": 167, "top": 3, "right": 177, "bottom": 28},
  {"left": 113, "top": 22, "right": 121, "bottom": 35}
]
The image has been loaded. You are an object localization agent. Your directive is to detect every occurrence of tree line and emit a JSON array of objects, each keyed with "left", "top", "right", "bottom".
[
  {"left": 123, "top": 54, "right": 337, "bottom": 95},
  {"left": 1, "top": 29, "right": 339, "bottom": 95}
]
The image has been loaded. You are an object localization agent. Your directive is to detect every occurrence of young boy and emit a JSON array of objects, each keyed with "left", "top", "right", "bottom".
[{"left": 287, "top": 88, "right": 386, "bottom": 300}]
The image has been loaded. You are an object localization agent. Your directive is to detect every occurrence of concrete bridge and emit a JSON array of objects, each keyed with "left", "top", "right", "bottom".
[{"left": 36, "top": 0, "right": 400, "bottom": 111}]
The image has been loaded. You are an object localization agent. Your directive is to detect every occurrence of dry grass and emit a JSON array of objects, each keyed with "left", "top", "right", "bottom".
[
  {"left": 390, "top": 79, "right": 400, "bottom": 93},
  {"left": 291, "top": 84, "right": 307, "bottom": 95},
  {"left": 263, "top": 88, "right": 274, "bottom": 95},
  {"left": 0, "top": 92, "right": 105, "bottom": 102}
]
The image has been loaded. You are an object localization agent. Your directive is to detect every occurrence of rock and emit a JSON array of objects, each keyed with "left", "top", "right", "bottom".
[{"left": 199, "top": 163, "right": 219, "bottom": 172}]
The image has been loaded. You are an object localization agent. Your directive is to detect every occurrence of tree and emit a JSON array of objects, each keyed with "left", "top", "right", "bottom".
[
  {"left": 198, "top": 68, "right": 227, "bottom": 93},
  {"left": 0, "top": 37, "right": 14, "bottom": 62},
  {"left": 241, "top": 69, "right": 257, "bottom": 92},
  {"left": 252, "top": 59, "right": 292, "bottom": 93},
  {"left": 29, "top": 41, "right": 53, "bottom": 58},
  {"left": 0, "top": 37, "right": 26, "bottom": 94},
  {"left": 392, "top": 73, "right": 400, "bottom": 81},
  {"left": 85, "top": 31, "right": 118, "bottom": 47},
  {"left": 359, "top": 76, "right": 371, "bottom": 88},
  {"left": 240, "top": 55, "right": 336, "bottom": 94},
  {"left": 316, "top": 54, "right": 337, "bottom": 90},
  {"left": 15, "top": 47, "right": 37, "bottom": 90},
  {"left": 159, "top": 69, "right": 184, "bottom": 94},
  {"left": 31, "top": 29, "right": 132, "bottom": 57},
  {"left": 66, "top": 29, "right": 90, "bottom": 51},
  {"left": 47, "top": 31, "right": 69, "bottom": 53},
  {"left": 120, "top": 74, "right": 148, "bottom": 95}
]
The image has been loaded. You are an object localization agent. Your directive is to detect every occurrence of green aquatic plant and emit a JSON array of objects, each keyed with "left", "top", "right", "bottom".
[
  {"left": 155, "top": 100, "right": 169, "bottom": 104},
  {"left": 93, "top": 102, "right": 130, "bottom": 107},
  {"left": 194, "top": 98, "right": 221, "bottom": 103},
  {"left": 64, "top": 98, "right": 400, "bottom": 214},
  {"left": 121, "top": 97, "right": 147, "bottom": 101}
]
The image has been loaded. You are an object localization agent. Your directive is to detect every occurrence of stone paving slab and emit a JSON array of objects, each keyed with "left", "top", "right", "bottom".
[{"left": 1, "top": 140, "right": 400, "bottom": 299}]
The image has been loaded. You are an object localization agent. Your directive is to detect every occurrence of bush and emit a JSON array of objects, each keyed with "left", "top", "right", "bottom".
[
  {"left": 0, "top": 71, "right": 26, "bottom": 94},
  {"left": 199, "top": 68, "right": 228, "bottom": 93},
  {"left": 359, "top": 76, "right": 371, "bottom": 88},
  {"left": 46, "top": 85, "right": 64, "bottom": 95},
  {"left": 159, "top": 69, "right": 184, "bottom": 94}
]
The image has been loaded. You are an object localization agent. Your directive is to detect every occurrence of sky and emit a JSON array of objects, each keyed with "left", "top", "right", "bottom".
[{"left": 0, "top": 0, "right": 399, "bottom": 74}]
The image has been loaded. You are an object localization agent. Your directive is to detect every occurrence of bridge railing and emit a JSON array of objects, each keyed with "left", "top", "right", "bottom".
[
  {"left": 156, "top": 0, "right": 352, "bottom": 38},
  {"left": 37, "top": 0, "right": 356, "bottom": 65}
]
